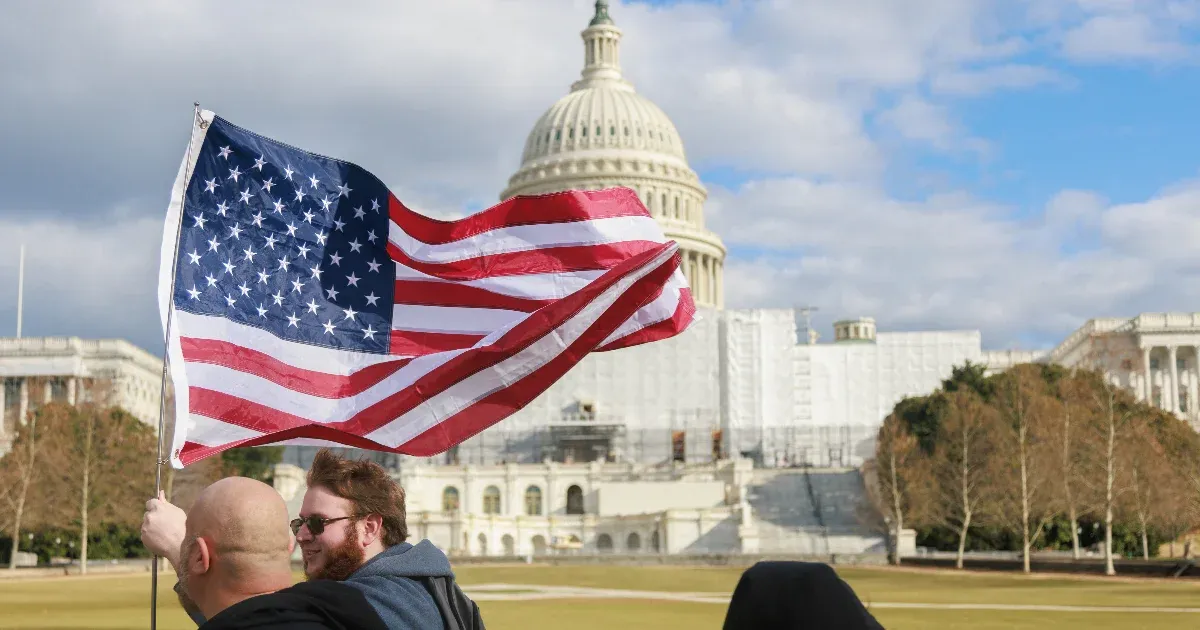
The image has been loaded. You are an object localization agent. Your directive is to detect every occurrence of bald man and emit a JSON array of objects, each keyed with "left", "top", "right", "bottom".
[{"left": 142, "top": 477, "right": 387, "bottom": 630}]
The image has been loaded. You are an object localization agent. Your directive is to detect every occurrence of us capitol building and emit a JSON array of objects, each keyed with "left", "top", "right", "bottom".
[{"left": 6, "top": 2, "right": 1200, "bottom": 559}]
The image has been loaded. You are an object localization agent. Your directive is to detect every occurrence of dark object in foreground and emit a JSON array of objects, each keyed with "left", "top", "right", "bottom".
[
  {"left": 722, "top": 561, "right": 885, "bottom": 629},
  {"left": 200, "top": 580, "right": 387, "bottom": 630}
]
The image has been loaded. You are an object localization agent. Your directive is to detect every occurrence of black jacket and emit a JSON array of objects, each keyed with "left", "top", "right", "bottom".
[
  {"left": 200, "top": 580, "right": 388, "bottom": 630},
  {"left": 722, "top": 561, "right": 885, "bottom": 629}
]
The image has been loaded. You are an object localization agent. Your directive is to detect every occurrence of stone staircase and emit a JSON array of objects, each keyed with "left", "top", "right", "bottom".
[{"left": 744, "top": 468, "right": 886, "bottom": 555}]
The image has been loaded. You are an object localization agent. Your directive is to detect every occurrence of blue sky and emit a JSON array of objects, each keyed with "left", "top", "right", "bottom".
[{"left": 2, "top": 0, "right": 1200, "bottom": 353}]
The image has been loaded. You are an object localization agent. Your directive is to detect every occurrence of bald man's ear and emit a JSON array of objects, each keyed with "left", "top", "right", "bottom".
[
  {"left": 288, "top": 535, "right": 295, "bottom": 555},
  {"left": 361, "top": 514, "right": 384, "bottom": 548},
  {"left": 192, "top": 537, "right": 213, "bottom": 576}
]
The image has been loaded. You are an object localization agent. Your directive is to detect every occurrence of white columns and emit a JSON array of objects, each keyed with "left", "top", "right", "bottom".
[
  {"left": 18, "top": 378, "right": 28, "bottom": 426},
  {"left": 67, "top": 378, "right": 77, "bottom": 406},
  {"left": 1142, "top": 347, "right": 1152, "bottom": 402},
  {"left": 1169, "top": 346, "right": 1181, "bottom": 413}
]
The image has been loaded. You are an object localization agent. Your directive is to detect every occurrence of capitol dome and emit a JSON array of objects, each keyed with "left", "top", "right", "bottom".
[{"left": 501, "top": 0, "right": 726, "bottom": 309}]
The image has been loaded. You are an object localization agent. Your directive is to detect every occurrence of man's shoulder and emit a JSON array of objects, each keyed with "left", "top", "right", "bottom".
[{"left": 200, "top": 581, "right": 388, "bottom": 630}]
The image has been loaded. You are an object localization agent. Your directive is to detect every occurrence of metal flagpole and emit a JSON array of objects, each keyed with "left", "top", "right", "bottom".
[
  {"left": 151, "top": 102, "right": 202, "bottom": 630},
  {"left": 16, "top": 243, "right": 24, "bottom": 338}
]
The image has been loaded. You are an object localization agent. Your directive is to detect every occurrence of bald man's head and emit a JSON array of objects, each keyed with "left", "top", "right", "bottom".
[{"left": 178, "top": 477, "right": 295, "bottom": 618}]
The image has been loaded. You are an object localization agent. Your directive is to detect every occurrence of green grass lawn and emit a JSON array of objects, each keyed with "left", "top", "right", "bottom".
[{"left": 0, "top": 564, "right": 1197, "bottom": 629}]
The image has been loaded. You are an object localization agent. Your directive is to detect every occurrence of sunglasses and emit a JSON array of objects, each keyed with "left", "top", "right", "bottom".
[{"left": 290, "top": 515, "right": 352, "bottom": 536}]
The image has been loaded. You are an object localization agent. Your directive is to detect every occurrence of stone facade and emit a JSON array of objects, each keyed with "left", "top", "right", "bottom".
[{"left": 0, "top": 336, "right": 165, "bottom": 453}]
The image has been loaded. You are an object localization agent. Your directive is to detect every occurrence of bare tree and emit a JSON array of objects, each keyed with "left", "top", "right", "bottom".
[
  {"left": 875, "top": 414, "right": 925, "bottom": 565},
  {"left": 0, "top": 389, "right": 55, "bottom": 570},
  {"left": 991, "top": 364, "right": 1058, "bottom": 574},
  {"left": 928, "top": 390, "right": 998, "bottom": 569},
  {"left": 1053, "top": 371, "right": 1093, "bottom": 560}
]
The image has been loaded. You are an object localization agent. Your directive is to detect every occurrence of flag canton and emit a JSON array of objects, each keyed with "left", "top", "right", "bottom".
[{"left": 174, "top": 117, "right": 395, "bottom": 354}]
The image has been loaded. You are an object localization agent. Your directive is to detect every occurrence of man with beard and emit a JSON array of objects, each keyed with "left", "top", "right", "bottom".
[
  {"left": 147, "top": 476, "right": 387, "bottom": 630},
  {"left": 143, "top": 450, "right": 480, "bottom": 629}
]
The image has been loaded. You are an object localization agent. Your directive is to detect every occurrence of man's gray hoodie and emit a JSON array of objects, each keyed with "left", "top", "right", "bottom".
[
  {"left": 182, "top": 540, "right": 452, "bottom": 629},
  {"left": 345, "top": 539, "right": 452, "bottom": 629}
]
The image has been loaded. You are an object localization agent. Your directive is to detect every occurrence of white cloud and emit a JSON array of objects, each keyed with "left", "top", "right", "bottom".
[
  {"left": 876, "top": 95, "right": 990, "bottom": 156},
  {"left": 932, "top": 64, "right": 1067, "bottom": 96}
]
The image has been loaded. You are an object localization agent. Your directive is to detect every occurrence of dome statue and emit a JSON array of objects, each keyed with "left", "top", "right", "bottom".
[{"left": 500, "top": 0, "right": 727, "bottom": 309}]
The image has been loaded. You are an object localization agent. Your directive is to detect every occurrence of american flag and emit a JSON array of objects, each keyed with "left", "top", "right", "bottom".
[{"left": 158, "top": 111, "right": 694, "bottom": 467}]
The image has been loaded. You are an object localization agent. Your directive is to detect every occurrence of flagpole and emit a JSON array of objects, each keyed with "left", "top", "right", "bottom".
[
  {"left": 15, "top": 243, "right": 24, "bottom": 338},
  {"left": 151, "top": 102, "right": 202, "bottom": 630}
]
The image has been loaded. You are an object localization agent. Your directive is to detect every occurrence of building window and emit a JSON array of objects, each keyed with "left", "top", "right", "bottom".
[
  {"left": 597, "top": 534, "right": 613, "bottom": 553},
  {"left": 672, "top": 431, "right": 686, "bottom": 463},
  {"left": 50, "top": 379, "right": 68, "bottom": 403},
  {"left": 1179, "top": 358, "right": 1188, "bottom": 371},
  {"left": 525, "top": 486, "right": 543, "bottom": 516},
  {"left": 442, "top": 487, "right": 460, "bottom": 513},
  {"left": 3, "top": 379, "right": 20, "bottom": 411},
  {"left": 1181, "top": 393, "right": 1189, "bottom": 413},
  {"left": 626, "top": 533, "right": 641, "bottom": 552},
  {"left": 483, "top": 486, "right": 501, "bottom": 514},
  {"left": 1151, "top": 358, "right": 1160, "bottom": 370},
  {"left": 566, "top": 485, "right": 584, "bottom": 515},
  {"left": 555, "top": 130, "right": 561, "bottom": 141},
  {"left": 501, "top": 534, "right": 515, "bottom": 556}
]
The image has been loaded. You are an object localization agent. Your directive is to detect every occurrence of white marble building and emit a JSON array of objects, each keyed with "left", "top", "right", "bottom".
[{"left": 0, "top": 336, "right": 165, "bottom": 453}]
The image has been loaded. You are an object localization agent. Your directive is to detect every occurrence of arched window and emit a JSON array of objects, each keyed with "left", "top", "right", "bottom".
[
  {"left": 483, "top": 486, "right": 501, "bottom": 515},
  {"left": 477, "top": 533, "right": 488, "bottom": 555},
  {"left": 525, "top": 486, "right": 543, "bottom": 516},
  {"left": 442, "top": 487, "right": 460, "bottom": 513},
  {"left": 531, "top": 535, "right": 547, "bottom": 555},
  {"left": 597, "top": 534, "right": 613, "bottom": 553},
  {"left": 502, "top": 534, "right": 515, "bottom": 556},
  {"left": 566, "top": 485, "right": 584, "bottom": 515},
  {"left": 627, "top": 533, "right": 641, "bottom": 552}
]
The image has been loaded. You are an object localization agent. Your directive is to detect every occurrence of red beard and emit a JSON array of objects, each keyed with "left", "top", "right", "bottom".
[{"left": 308, "top": 525, "right": 365, "bottom": 582}]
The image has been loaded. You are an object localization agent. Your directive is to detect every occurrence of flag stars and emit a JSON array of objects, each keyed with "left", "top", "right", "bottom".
[
  {"left": 204, "top": 178, "right": 218, "bottom": 193},
  {"left": 257, "top": 269, "right": 271, "bottom": 285},
  {"left": 239, "top": 188, "right": 253, "bottom": 204},
  {"left": 207, "top": 236, "right": 221, "bottom": 252},
  {"left": 253, "top": 155, "right": 267, "bottom": 171},
  {"left": 243, "top": 246, "right": 257, "bottom": 263},
  {"left": 325, "top": 286, "right": 339, "bottom": 301},
  {"left": 333, "top": 219, "right": 345, "bottom": 232},
  {"left": 362, "top": 325, "right": 377, "bottom": 340},
  {"left": 285, "top": 223, "right": 299, "bottom": 238},
  {"left": 225, "top": 293, "right": 237, "bottom": 307},
  {"left": 310, "top": 264, "right": 323, "bottom": 280},
  {"left": 315, "top": 231, "right": 328, "bottom": 246},
  {"left": 187, "top": 250, "right": 203, "bottom": 265},
  {"left": 218, "top": 146, "right": 232, "bottom": 159},
  {"left": 272, "top": 199, "right": 285, "bottom": 214},
  {"left": 346, "top": 273, "right": 361, "bottom": 287},
  {"left": 342, "top": 306, "right": 358, "bottom": 322},
  {"left": 264, "top": 234, "right": 279, "bottom": 250},
  {"left": 238, "top": 282, "right": 251, "bottom": 297},
  {"left": 296, "top": 243, "right": 311, "bottom": 259},
  {"left": 222, "top": 259, "right": 237, "bottom": 275},
  {"left": 262, "top": 177, "right": 275, "bottom": 193},
  {"left": 216, "top": 201, "right": 230, "bottom": 217},
  {"left": 367, "top": 259, "right": 381, "bottom": 273},
  {"left": 287, "top": 312, "right": 300, "bottom": 327},
  {"left": 329, "top": 252, "right": 342, "bottom": 267},
  {"left": 278, "top": 256, "right": 291, "bottom": 272},
  {"left": 205, "top": 274, "right": 219, "bottom": 287},
  {"left": 291, "top": 278, "right": 305, "bottom": 294},
  {"left": 294, "top": 188, "right": 306, "bottom": 202},
  {"left": 371, "top": 198, "right": 380, "bottom": 212},
  {"left": 366, "top": 230, "right": 378, "bottom": 244},
  {"left": 256, "top": 303, "right": 268, "bottom": 318},
  {"left": 337, "top": 183, "right": 352, "bottom": 198},
  {"left": 322, "top": 319, "right": 336, "bottom": 335},
  {"left": 187, "top": 286, "right": 201, "bottom": 300},
  {"left": 364, "top": 292, "right": 380, "bottom": 307},
  {"left": 303, "top": 210, "right": 316, "bottom": 224},
  {"left": 308, "top": 174, "right": 320, "bottom": 189},
  {"left": 193, "top": 214, "right": 208, "bottom": 230},
  {"left": 306, "top": 299, "right": 320, "bottom": 315},
  {"left": 251, "top": 212, "right": 265, "bottom": 228},
  {"left": 272, "top": 291, "right": 286, "bottom": 306},
  {"left": 348, "top": 239, "right": 362, "bottom": 253},
  {"left": 321, "top": 196, "right": 333, "bottom": 211},
  {"left": 227, "top": 166, "right": 242, "bottom": 182},
  {"left": 353, "top": 206, "right": 366, "bottom": 220},
  {"left": 228, "top": 223, "right": 243, "bottom": 240},
  {"left": 283, "top": 165, "right": 295, "bottom": 180}
]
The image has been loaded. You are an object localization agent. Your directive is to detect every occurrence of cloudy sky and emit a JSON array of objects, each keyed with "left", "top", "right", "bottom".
[{"left": 1, "top": 0, "right": 1198, "bottom": 354}]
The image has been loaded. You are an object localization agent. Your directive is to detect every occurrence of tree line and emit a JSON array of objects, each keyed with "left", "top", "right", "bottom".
[
  {"left": 875, "top": 359, "right": 1200, "bottom": 574},
  {"left": 0, "top": 395, "right": 283, "bottom": 571}
]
